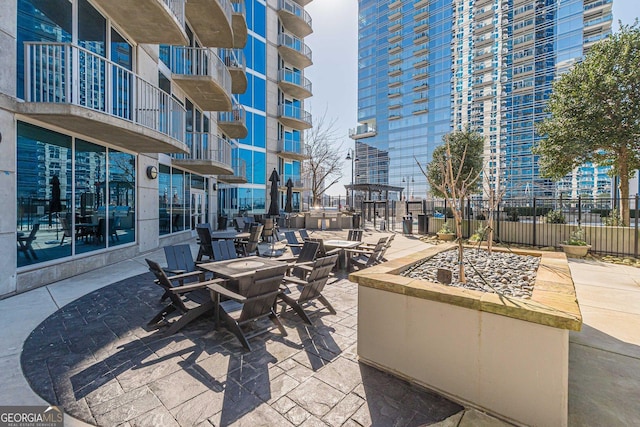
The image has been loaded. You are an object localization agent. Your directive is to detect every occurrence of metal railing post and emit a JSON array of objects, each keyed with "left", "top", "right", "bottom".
[
  {"left": 635, "top": 195, "right": 639, "bottom": 258},
  {"left": 578, "top": 195, "right": 582, "bottom": 226},
  {"left": 532, "top": 197, "right": 537, "bottom": 247}
]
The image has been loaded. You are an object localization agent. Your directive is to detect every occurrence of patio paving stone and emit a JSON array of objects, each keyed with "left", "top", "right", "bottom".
[{"left": 19, "top": 238, "right": 466, "bottom": 426}]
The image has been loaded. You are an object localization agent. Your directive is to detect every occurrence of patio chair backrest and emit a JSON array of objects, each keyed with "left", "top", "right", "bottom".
[
  {"left": 212, "top": 239, "right": 238, "bottom": 261},
  {"left": 262, "top": 218, "right": 275, "bottom": 239},
  {"left": 164, "top": 244, "right": 196, "bottom": 273},
  {"left": 237, "top": 264, "right": 288, "bottom": 323},
  {"left": 284, "top": 231, "right": 302, "bottom": 255},
  {"left": 296, "top": 241, "right": 320, "bottom": 264},
  {"left": 234, "top": 216, "right": 244, "bottom": 232},
  {"left": 196, "top": 225, "right": 213, "bottom": 258},
  {"left": 379, "top": 234, "right": 395, "bottom": 259},
  {"left": 298, "top": 229, "right": 310, "bottom": 241},
  {"left": 347, "top": 229, "right": 363, "bottom": 242},
  {"left": 298, "top": 254, "right": 339, "bottom": 304},
  {"left": 244, "top": 224, "right": 264, "bottom": 255},
  {"left": 306, "top": 237, "right": 326, "bottom": 256},
  {"left": 365, "top": 240, "right": 387, "bottom": 267}
]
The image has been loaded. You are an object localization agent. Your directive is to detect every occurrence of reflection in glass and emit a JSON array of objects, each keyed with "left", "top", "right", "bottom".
[
  {"left": 109, "top": 150, "right": 136, "bottom": 246},
  {"left": 75, "top": 139, "right": 107, "bottom": 254},
  {"left": 172, "top": 169, "right": 185, "bottom": 232},
  {"left": 159, "top": 165, "right": 171, "bottom": 235},
  {"left": 17, "top": 122, "right": 72, "bottom": 267}
]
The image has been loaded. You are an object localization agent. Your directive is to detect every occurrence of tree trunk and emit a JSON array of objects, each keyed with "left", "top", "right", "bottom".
[
  {"left": 620, "top": 163, "right": 630, "bottom": 226},
  {"left": 456, "top": 199, "right": 465, "bottom": 283}
]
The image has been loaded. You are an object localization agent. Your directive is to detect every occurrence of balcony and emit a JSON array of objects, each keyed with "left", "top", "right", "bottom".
[
  {"left": 170, "top": 46, "right": 233, "bottom": 111},
  {"left": 292, "top": 0, "right": 312, "bottom": 5},
  {"left": 278, "top": 104, "right": 313, "bottom": 130},
  {"left": 349, "top": 124, "right": 377, "bottom": 140},
  {"left": 218, "top": 100, "right": 248, "bottom": 138},
  {"left": 277, "top": 138, "right": 308, "bottom": 161},
  {"left": 21, "top": 42, "right": 187, "bottom": 154},
  {"left": 278, "top": 69, "right": 312, "bottom": 99},
  {"left": 90, "top": 0, "right": 187, "bottom": 45},
  {"left": 278, "top": 33, "right": 313, "bottom": 69},
  {"left": 278, "top": 0, "right": 313, "bottom": 38},
  {"left": 186, "top": 0, "right": 234, "bottom": 47},
  {"left": 219, "top": 48, "right": 247, "bottom": 94},
  {"left": 172, "top": 133, "right": 233, "bottom": 175},
  {"left": 218, "top": 158, "right": 247, "bottom": 184},
  {"left": 231, "top": 0, "right": 248, "bottom": 48},
  {"left": 280, "top": 175, "right": 304, "bottom": 190}
]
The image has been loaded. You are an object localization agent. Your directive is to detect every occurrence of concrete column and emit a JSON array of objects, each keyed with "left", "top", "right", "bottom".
[{"left": 137, "top": 154, "right": 159, "bottom": 252}]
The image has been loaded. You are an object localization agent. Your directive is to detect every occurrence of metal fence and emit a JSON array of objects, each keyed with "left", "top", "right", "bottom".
[{"left": 403, "top": 196, "right": 640, "bottom": 258}]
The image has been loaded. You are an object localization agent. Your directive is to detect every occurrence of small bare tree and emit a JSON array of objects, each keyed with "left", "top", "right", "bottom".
[
  {"left": 482, "top": 157, "right": 506, "bottom": 254},
  {"left": 304, "top": 109, "right": 344, "bottom": 207},
  {"left": 417, "top": 129, "right": 484, "bottom": 282}
]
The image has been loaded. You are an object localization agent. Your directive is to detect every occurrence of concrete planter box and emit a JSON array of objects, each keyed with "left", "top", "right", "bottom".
[
  {"left": 560, "top": 244, "right": 591, "bottom": 258},
  {"left": 349, "top": 245, "right": 582, "bottom": 427},
  {"left": 436, "top": 232, "right": 455, "bottom": 241}
]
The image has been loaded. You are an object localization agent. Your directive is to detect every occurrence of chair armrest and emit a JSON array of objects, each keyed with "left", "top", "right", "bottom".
[
  {"left": 207, "top": 282, "right": 246, "bottom": 302},
  {"left": 344, "top": 248, "right": 372, "bottom": 256},
  {"left": 163, "top": 268, "right": 186, "bottom": 275},
  {"left": 167, "top": 270, "right": 204, "bottom": 281},
  {"left": 171, "top": 278, "right": 225, "bottom": 293},
  {"left": 285, "top": 243, "right": 303, "bottom": 248},
  {"left": 326, "top": 248, "right": 342, "bottom": 255},
  {"left": 282, "top": 275, "right": 307, "bottom": 286}
]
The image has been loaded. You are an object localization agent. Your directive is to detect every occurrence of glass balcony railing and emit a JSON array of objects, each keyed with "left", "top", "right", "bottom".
[
  {"left": 219, "top": 48, "right": 246, "bottom": 71},
  {"left": 281, "top": 174, "right": 304, "bottom": 188},
  {"left": 24, "top": 42, "right": 185, "bottom": 143},
  {"left": 230, "top": 0, "right": 245, "bottom": 16},
  {"left": 349, "top": 124, "right": 377, "bottom": 139},
  {"left": 278, "top": 138, "right": 307, "bottom": 158}
]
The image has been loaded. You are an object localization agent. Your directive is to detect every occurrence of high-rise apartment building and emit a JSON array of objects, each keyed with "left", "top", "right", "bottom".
[
  {"left": 0, "top": 0, "right": 312, "bottom": 298},
  {"left": 352, "top": 0, "right": 612, "bottom": 199}
]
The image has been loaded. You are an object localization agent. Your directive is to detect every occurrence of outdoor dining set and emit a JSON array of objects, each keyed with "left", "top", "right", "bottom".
[{"left": 144, "top": 224, "right": 395, "bottom": 351}]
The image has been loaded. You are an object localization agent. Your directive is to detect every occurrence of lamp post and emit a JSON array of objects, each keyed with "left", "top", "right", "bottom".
[
  {"left": 346, "top": 148, "right": 359, "bottom": 210},
  {"left": 402, "top": 176, "right": 414, "bottom": 200}
]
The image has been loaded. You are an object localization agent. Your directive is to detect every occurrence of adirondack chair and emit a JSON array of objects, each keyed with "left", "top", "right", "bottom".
[
  {"left": 212, "top": 239, "right": 238, "bottom": 261},
  {"left": 196, "top": 225, "right": 214, "bottom": 261},
  {"left": 262, "top": 217, "right": 279, "bottom": 243},
  {"left": 284, "top": 231, "right": 304, "bottom": 256},
  {"left": 298, "top": 229, "right": 310, "bottom": 241},
  {"left": 277, "top": 253, "right": 339, "bottom": 324},
  {"left": 287, "top": 240, "right": 320, "bottom": 278},
  {"left": 145, "top": 259, "right": 224, "bottom": 336},
  {"left": 236, "top": 224, "right": 263, "bottom": 257},
  {"left": 360, "top": 235, "right": 395, "bottom": 261},
  {"left": 347, "top": 229, "right": 364, "bottom": 242},
  {"left": 17, "top": 224, "right": 39, "bottom": 260},
  {"left": 345, "top": 238, "right": 386, "bottom": 271},
  {"left": 208, "top": 264, "right": 289, "bottom": 351},
  {"left": 161, "top": 244, "right": 203, "bottom": 301}
]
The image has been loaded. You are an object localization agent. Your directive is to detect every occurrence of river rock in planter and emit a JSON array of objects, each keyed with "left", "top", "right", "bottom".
[{"left": 401, "top": 248, "right": 540, "bottom": 299}]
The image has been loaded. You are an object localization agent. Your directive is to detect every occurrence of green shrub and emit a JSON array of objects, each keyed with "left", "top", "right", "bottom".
[
  {"left": 602, "top": 208, "right": 625, "bottom": 226},
  {"left": 545, "top": 209, "right": 566, "bottom": 224},
  {"left": 438, "top": 221, "right": 454, "bottom": 234},
  {"left": 565, "top": 227, "right": 588, "bottom": 246}
]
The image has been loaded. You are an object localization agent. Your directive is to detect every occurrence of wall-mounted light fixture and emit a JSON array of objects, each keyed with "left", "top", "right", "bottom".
[
  {"left": 146, "top": 165, "right": 158, "bottom": 180},
  {"left": 212, "top": 183, "right": 217, "bottom": 191}
]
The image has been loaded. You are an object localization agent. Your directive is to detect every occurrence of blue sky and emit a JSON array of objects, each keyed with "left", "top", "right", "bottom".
[{"left": 305, "top": 0, "right": 640, "bottom": 196}]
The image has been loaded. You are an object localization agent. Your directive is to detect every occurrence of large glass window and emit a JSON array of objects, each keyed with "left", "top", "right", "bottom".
[
  {"left": 159, "top": 165, "right": 171, "bottom": 235},
  {"left": 108, "top": 151, "right": 136, "bottom": 246},
  {"left": 159, "top": 165, "right": 192, "bottom": 235},
  {"left": 252, "top": 1, "right": 266, "bottom": 37},
  {"left": 16, "top": 122, "right": 136, "bottom": 268}
]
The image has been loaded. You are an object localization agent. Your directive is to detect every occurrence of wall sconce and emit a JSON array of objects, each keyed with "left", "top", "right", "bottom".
[
  {"left": 146, "top": 165, "right": 158, "bottom": 180},
  {"left": 212, "top": 183, "right": 217, "bottom": 191}
]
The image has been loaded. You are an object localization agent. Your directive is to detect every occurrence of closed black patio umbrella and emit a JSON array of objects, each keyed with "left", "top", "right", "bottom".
[
  {"left": 285, "top": 178, "right": 294, "bottom": 213},
  {"left": 268, "top": 168, "right": 280, "bottom": 217},
  {"left": 49, "top": 175, "right": 62, "bottom": 228}
]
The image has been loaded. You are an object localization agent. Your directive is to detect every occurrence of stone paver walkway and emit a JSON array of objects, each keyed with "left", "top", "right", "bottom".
[{"left": 21, "top": 270, "right": 462, "bottom": 426}]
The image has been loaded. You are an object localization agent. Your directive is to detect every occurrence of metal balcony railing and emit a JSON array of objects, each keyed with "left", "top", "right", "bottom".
[
  {"left": 169, "top": 46, "right": 232, "bottom": 96},
  {"left": 219, "top": 48, "right": 246, "bottom": 71},
  {"left": 24, "top": 42, "right": 185, "bottom": 142},
  {"left": 278, "top": 33, "right": 312, "bottom": 62},
  {"left": 232, "top": 157, "right": 247, "bottom": 179},
  {"left": 278, "top": 104, "right": 312, "bottom": 125},
  {"left": 281, "top": 175, "right": 304, "bottom": 188},
  {"left": 173, "top": 133, "right": 232, "bottom": 165},
  {"left": 278, "top": 0, "right": 312, "bottom": 27},
  {"left": 165, "top": 0, "right": 186, "bottom": 27},
  {"left": 230, "top": 0, "right": 245, "bottom": 15},
  {"left": 218, "top": 99, "right": 246, "bottom": 125},
  {"left": 278, "top": 69, "right": 312, "bottom": 92},
  {"left": 278, "top": 138, "right": 307, "bottom": 156}
]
